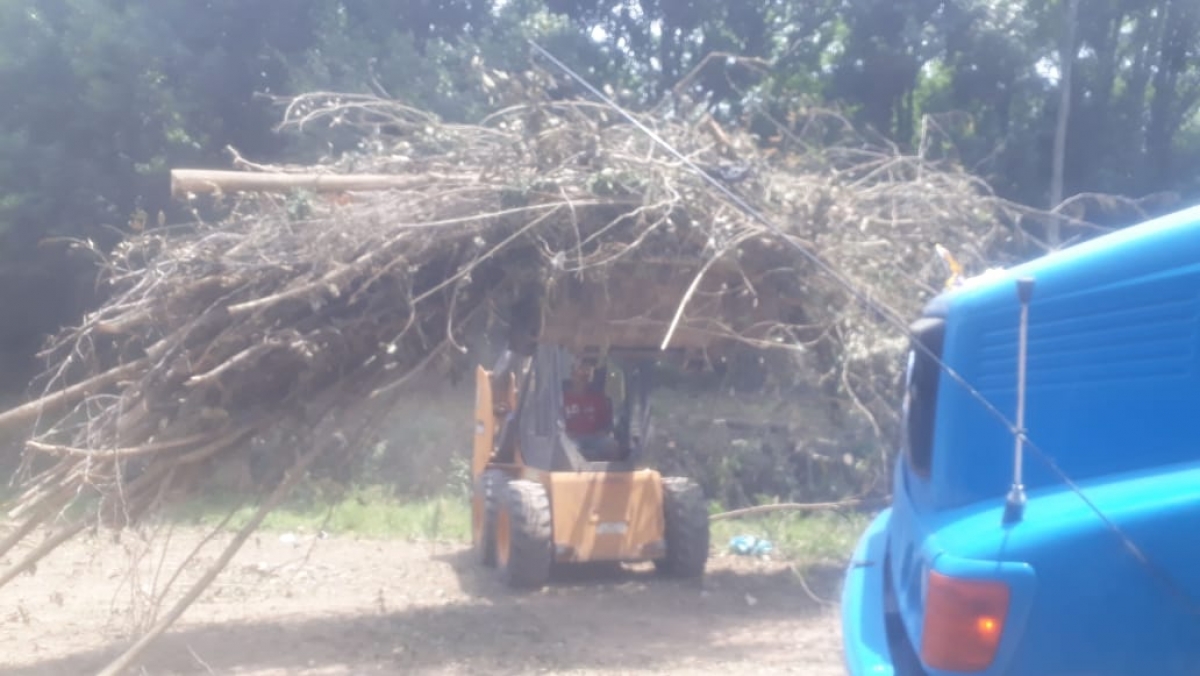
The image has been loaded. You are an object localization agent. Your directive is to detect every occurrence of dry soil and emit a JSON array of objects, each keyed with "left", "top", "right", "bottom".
[{"left": 0, "top": 526, "right": 846, "bottom": 675}]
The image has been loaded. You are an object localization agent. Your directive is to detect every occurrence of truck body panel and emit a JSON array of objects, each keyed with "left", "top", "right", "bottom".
[{"left": 843, "top": 203, "right": 1200, "bottom": 674}]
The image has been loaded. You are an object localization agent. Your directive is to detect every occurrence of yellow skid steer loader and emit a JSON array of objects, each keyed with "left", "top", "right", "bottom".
[{"left": 471, "top": 343, "right": 709, "bottom": 588}]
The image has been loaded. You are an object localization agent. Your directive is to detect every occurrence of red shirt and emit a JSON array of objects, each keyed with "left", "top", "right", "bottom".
[{"left": 563, "top": 391, "right": 612, "bottom": 435}]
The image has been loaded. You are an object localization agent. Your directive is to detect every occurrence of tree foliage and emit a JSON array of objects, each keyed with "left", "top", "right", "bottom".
[{"left": 1, "top": 0, "right": 1200, "bottom": 388}]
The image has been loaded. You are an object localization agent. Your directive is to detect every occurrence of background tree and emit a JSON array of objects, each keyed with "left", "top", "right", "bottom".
[
  {"left": 1050, "top": 0, "right": 1079, "bottom": 238},
  {"left": 2, "top": 0, "right": 1200, "bottom": 396}
]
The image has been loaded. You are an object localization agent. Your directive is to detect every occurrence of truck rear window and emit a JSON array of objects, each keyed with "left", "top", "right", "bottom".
[{"left": 903, "top": 316, "right": 945, "bottom": 476}]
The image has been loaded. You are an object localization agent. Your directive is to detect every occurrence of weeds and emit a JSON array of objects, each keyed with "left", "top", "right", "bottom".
[
  {"left": 162, "top": 486, "right": 471, "bottom": 542},
  {"left": 162, "top": 482, "right": 871, "bottom": 564},
  {"left": 710, "top": 511, "right": 872, "bottom": 563}
]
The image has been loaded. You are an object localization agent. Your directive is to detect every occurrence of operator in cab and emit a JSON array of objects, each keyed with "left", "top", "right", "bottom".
[{"left": 563, "top": 362, "right": 622, "bottom": 461}]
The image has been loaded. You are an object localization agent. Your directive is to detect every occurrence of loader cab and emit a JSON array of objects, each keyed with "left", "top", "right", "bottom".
[
  {"left": 507, "top": 343, "right": 655, "bottom": 473},
  {"left": 562, "top": 361, "right": 619, "bottom": 461}
]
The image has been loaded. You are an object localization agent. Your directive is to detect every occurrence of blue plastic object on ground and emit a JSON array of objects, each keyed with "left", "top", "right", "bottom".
[{"left": 728, "top": 534, "right": 773, "bottom": 557}]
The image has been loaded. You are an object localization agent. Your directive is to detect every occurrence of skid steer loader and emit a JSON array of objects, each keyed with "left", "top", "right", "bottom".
[
  {"left": 466, "top": 261, "right": 773, "bottom": 589},
  {"left": 470, "top": 341, "right": 712, "bottom": 588}
]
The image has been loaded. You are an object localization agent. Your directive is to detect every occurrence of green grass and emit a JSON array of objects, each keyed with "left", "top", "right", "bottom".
[
  {"left": 710, "top": 510, "right": 872, "bottom": 563},
  {"left": 157, "top": 484, "right": 871, "bottom": 564},
  {"left": 161, "top": 485, "right": 473, "bottom": 542}
]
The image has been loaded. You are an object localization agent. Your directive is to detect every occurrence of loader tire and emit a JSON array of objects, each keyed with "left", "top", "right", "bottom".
[
  {"left": 476, "top": 469, "right": 509, "bottom": 568},
  {"left": 496, "top": 479, "right": 553, "bottom": 589},
  {"left": 655, "top": 477, "right": 710, "bottom": 578}
]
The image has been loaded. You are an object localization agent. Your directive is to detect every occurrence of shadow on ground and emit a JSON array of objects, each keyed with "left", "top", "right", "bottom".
[
  {"left": 11, "top": 547, "right": 845, "bottom": 675},
  {"left": 436, "top": 545, "right": 841, "bottom": 602}
]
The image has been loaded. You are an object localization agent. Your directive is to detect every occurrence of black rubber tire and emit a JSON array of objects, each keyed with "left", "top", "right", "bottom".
[
  {"left": 497, "top": 479, "right": 554, "bottom": 589},
  {"left": 476, "top": 469, "right": 509, "bottom": 568},
  {"left": 654, "top": 477, "right": 710, "bottom": 578}
]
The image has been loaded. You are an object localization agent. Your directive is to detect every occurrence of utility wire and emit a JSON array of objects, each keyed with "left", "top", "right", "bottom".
[{"left": 527, "top": 39, "right": 1200, "bottom": 618}]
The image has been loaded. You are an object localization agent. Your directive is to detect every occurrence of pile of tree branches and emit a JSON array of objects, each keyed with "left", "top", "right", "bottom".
[{"left": 0, "top": 70, "right": 1035, "bottom": 639}]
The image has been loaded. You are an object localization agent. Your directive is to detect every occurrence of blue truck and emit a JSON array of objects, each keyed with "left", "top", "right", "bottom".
[{"left": 840, "top": 203, "right": 1200, "bottom": 674}]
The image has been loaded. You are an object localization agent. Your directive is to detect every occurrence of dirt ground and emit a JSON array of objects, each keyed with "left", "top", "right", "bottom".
[{"left": 0, "top": 526, "right": 847, "bottom": 675}]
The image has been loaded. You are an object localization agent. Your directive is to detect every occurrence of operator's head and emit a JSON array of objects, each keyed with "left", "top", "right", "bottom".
[{"left": 569, "top": 363, "right": 592, "bottom": 391}]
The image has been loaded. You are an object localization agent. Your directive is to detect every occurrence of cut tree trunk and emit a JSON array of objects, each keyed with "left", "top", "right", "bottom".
[{"left": 170, "top": 170, "right": 445, "bottom": 198}]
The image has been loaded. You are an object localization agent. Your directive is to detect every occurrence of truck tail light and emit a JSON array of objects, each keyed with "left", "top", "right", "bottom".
[{"left": 920, "top": 570, "right": 1010, "bottom": 672}]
